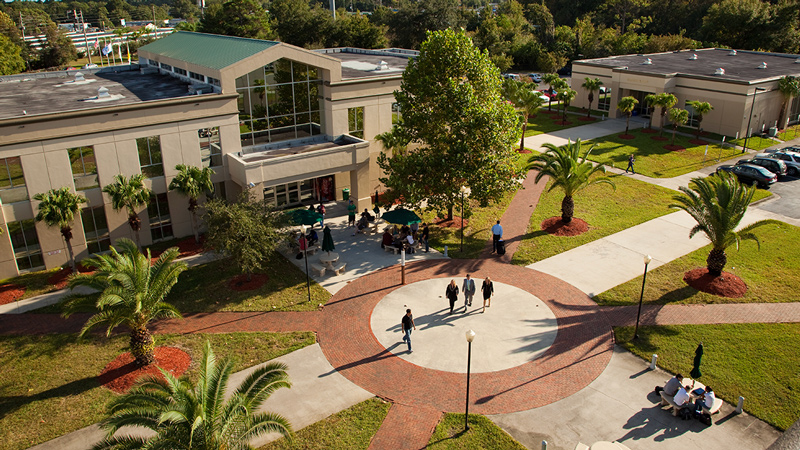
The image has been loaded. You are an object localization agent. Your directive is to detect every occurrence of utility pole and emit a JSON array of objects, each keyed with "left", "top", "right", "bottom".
[
  {"left": 78, "top": 10, "right": 92, "bottom": 65},
  {"left": 152, "top": 5, "right": 158, "bottom": 39}
]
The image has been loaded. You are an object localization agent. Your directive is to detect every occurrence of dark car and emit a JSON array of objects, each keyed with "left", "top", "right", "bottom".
[
  {"left": 735, "top": 157, "right": 787, "bottom": 177},
  {"left": 716, "top": 164, "right": 777, "bottom": 188}
]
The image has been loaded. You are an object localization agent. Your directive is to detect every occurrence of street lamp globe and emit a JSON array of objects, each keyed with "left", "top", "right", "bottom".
[
  {"left": 644, "top": 254, "right": 652, "bottom": 265},
  {"left": 466, "top": 329, "right": 476, "bottom": 343}
]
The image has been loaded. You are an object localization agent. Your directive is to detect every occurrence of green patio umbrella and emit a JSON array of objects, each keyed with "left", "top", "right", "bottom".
[
  {"left": 381, "top": 208, "right": 421, "bottom": 226},
  {"left": 690, "top": 342, "right": 704, "bottom": 380},
  {"left": 321, "top": 225, "right": 335, "bottom": 255},
  {"left": 285, "top": 209, "right": 322, "bottom": 226}
]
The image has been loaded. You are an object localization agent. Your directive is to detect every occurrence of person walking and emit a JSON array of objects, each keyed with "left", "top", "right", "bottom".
[
  {"left": 481, "top": 277, "right": 494, "bottom": 313},
  {"left": 347, "top": 200, "right": 357, "bottom": 234},
  {"left": 421, "top": 223, "right": 430, "bottom": 253},
  {"left": 462, "top": 274, "right": 476, "bottom": 308},
  {"left": 446, "top": 280, "right": 459, "bottom": 314},
  {"left": 626, "top": 154, "right": 636, "bottom": 174},
  {"left": 491, "top": 220, "right": 503, "bottom": 254},
  {"left": 316, "top": 202, "right": 326, "bottom": 227},
  {"left": 401, "top": 309, "right": 416, "bottom": 352}
]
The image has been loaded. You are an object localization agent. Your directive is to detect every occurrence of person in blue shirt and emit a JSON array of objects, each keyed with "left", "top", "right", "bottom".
[{"left": 491, "top": 220, "right": 503, "bottom": 254}]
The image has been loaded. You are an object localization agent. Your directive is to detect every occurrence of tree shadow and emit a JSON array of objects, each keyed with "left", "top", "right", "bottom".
[{"left": 0, "top": 375, "right": 100, "bottom": 420}]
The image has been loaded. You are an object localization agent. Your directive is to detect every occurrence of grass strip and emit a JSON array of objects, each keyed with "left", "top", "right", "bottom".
[
  {"left": 524, "top": 108, "right": 595, "bottom": 137},
  {"left": 777, "top": 125, "right": 800, "bottom": 141},
  {"left": 427, "top": 413, "right": 527, "bottom": 449},
  {"left": 0, "top": 331, "right": 315, "bottom": 450},
  {"left": 594, "top": 220, "right": 799, "bottom": 305},
  {"left": 615, "top": 323, "right": 799, "bottom": 431},
  {"left": 258, "top": 398, "right": 390, "bottom": 449},
  {"left": 730, "top": 136, "right": 780, "bottom": 151}
]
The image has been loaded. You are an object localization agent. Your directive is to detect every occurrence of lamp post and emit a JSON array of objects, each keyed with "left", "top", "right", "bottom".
[
  {"left": 633, "top": 255, "right": 652, "bottom": 340},
  {"left": 742, "top": 87, "right": 766, "bottom": 153},
  {"left": 460, "top": 186, "right": 468, "bottom": 253},
  {"left": 464, "top": 329, "right": 476, "bottom": 432},
  {"left": 301, "top": 225, "right": 311, "bottom": 303}
]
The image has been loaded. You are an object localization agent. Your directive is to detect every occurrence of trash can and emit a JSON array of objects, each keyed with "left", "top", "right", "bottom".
[
  {"left": 342, "top": 188, "right": 350, "bottom": 200},
  {"left": 768, "top": 126, "right": 778, "bottom": 137}
]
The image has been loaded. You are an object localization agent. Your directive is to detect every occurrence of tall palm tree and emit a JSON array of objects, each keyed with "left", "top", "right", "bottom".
[
  {"left": 556, "top": 88, "right": 576, "bottom": 123},
  {"left": 512, "top": 87, "right": 545, "bottom": 152},
  {"left": 670, "top": 172, "right": 767, "bottom": 276},
  {"left": 92, "top": 341, "right": 292, "bottom": 450},
  {"left": 527, "top": 139, "right": 615, "bottom": 223},
  {"left": 617, "top": 96, "right": 639, "bottom": 135},
  {"left": 581, "top": 77, "right": 603, "bottom": 118},
  {"left": 668, "top": 108, "right": 689, "bottom": 145},
  {"left": 102, "top": 174, "right": 152, "bottom": 248},
  {"left": 169, "top": 164, "right": 215, "bottom": 244},
  {"left": 654, "top": 93, "right": 678, "bottom": 137},
  {"left": 644, "top": 94, "right": 657, "bottom": 129},
  {"left": 542, "top": 73, "right": 565, "bottom": 111},
  {"left": 64, "top": 239, "right": 187, "bottom": 366},
  {"left": 34, "top": 187, "right": 86, "bottom": 272},
  {"left": 686, "top": 100, "right": 714, "bottom": 139},
  {"left": 777, "top": 75, "right": 800, "bottom": 127}
]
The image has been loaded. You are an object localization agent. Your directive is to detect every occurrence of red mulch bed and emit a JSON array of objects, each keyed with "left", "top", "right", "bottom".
[
  {"left": 0, "top": 284, "right": 27, "bottom": 306},
  {"left": 540, "top": 109, "right": 559, "bottom": 115},
  {"left": 517, "top": 148, "right": 532, "bottom": 154},
  {"left": 683, "top": 268, "right": 747, "bottom": 298},
  {"left": 689, "top": 139, "right": 709, "bottom": 145},
  {"left": 664, "top": 144, "right": 686, "bottom": 152},
  {"left": 99, "top": 346, "right": 191, "bottom": 394},
  {"left": 47, "top": 263, "right": 94, "bottom": 289},
  {"left": 553, "top": 121, "right": 573, "bottom": 126},
  {"left": 228, "top": 273, "right": 269, "bottom": 291},
  {"left": 651, "top": 136, "right": 669, "bottom": 141},
  {"left": 435, "top": 216, "right": 468, "bottom": 229},
  {"left": 618, "top": 134, "right": 636, "bottom": 140},
  {"left": 540, "top": 217, "right": 589, "bottom": 236},
  {"left": 641, "top": 128, "right": 659, "bottom": 134},
  {"left": 578, "top": 116, "right": 598, "bottom": 122},
  {"left": 151, "top": 236, "right": 206, "bottom": 260}
]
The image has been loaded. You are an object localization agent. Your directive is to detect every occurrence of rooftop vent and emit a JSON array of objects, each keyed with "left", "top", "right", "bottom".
[
  {"left": 715, "top": 68, "right": 726, "bottom": 75},
  {"left": 642, "top": 58, "right": 653, "bottom": 65},
  {"left": 97, "top": 86, "right": 110, "bottom": 98},
  {"left": 377, "top": 60, "right": 389, "bottom": 71},
  {"left": 758, "top": 62, "right": 768, "bottom": 69},
  {"left": 729, "top": 50, "right": 737, "bottom": 56},
  {"left": 796, "top": 58, "right": 800, "bottom": 64},
  {"left": 689, "top": 54, "right": 698, "bottom": 60},
  {"left": 74, "top": 72, "right": 85, "bottom": 82}
]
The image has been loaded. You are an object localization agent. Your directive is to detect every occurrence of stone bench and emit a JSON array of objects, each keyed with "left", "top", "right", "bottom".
[
  {"left": 332, "top": 262, "right": 347, "bottom": 275},
  {"left": 310, "top": 263, "right": 326, "bottom": 277}
]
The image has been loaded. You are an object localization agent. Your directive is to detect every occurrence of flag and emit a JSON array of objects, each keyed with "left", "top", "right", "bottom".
[{"left": 102, "top": 44, "right": 112, "bottom": 56}]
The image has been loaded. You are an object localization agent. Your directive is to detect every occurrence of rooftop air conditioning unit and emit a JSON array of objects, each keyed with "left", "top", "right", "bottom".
[
  {"left": 642, "top": 58, "right": 653, "bottom": 65},
  {"left": 758, "top": 62, "right": 767, "bottom": 69},
  {"left": 715, "top": 68, "right": 725, "bottom": 75},
  {"left": 689, "top": 54, "right": 698, "bottom": 60},
  {"left": 729, "top": 50, "right": 737, "bottom": 56}
]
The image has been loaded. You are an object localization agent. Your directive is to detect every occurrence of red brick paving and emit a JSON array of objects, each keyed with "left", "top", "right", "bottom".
[
  {"left": 600, "top": 303, "right": 800, "bottom": 327},
  {"left": 368, "top": 403, "right": 441, "bottom": 450}
]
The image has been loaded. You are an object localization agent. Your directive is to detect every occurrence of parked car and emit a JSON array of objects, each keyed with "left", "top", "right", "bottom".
[
  {"left": 502, "top": 73, "right": 520, "bottom": 81},
  {"left": 736, "top": 156, "right": 788, "bottom": 178},
  {"left": 716, "top": 164, "right": 778, "bottom": 188},
  {"left": 538, "top": 89, "right": 556, "bottom": 99},
  {"left": 756, "top": 151, "right": 800, "bottom": 177},
  {"left": 527, "top": 73, "right": 542, "bottom": 83}
]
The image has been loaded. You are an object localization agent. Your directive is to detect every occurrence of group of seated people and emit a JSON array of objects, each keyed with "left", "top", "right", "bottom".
[
  {"left": 354, "top": 209, "right": 376, "bottom": 234},
  {"left": 381, "top": 225, "right": 418, "bottom": 253},
  {"left": 656, "top": 373, "right": 716, "bottom": 422}
]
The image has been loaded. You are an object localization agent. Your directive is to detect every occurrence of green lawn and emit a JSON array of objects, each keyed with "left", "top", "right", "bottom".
[
  {"left": 778, "top": 125, "right": 800, "bottom": 141},
  {"left": 259, "top": 398, "right": 390, "bottom": 449},
  {"left": 427, "top": 414, "right": 527, "bottom": 449},
  {"left": 585, "top": 128, "right": 743, "bottom": 178},
  {"left": 615, "top": 323, "right": 800, "bottom": 431},
  {"left": 730, "top": 136, "right": 780, "bottom": 151},
  {"left": 512, "top": 173, "right": 677, "bottom": 265},
  {"left": 594, "top": 220, "right": 799, "bottom": 305},
  {"left": 524, "top": 108, "right": 593, "bottom": 137},
  {"left": 0, "top": 268, "right": 66, "bottom": 303},
  {"left": 0, "top": 331, "right": 315, "bottom": 450}
]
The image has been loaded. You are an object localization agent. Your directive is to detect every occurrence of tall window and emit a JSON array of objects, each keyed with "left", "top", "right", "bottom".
[
  {"left": 685, "top": 101, "right": 700, "bottom": 128},
  {"left": 0, "top": 157, "right": 28, "bottom": 203},
  {"left": 597, "top": 88, "right": 611, "bottom": 111},
  {"left": 81, "top": 207, "right": 110, "bottom": 254},
  {"left": 348, "top": 106, "right": 364, "bottom": 139},
  {"left": 69, "top": 146, "right": 99, "bottom": 190},
  {"left": 199, "top": 127, "right": 223, "bottom": 168},
  {"left": 8, "top": 219, "right": 44, "bottom": 271},
  {"left": 148, "top": 193, "right": 172, "bottom": 242},
  {"left": 137, "top": 136, "right": 164, "bottom": 177}
]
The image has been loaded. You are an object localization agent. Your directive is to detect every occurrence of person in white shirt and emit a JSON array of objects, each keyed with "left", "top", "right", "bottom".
[
  {"left": 673, "top": 385, "right": 691, "bottom": 407},
  {"left": 695, "top": 386, "right": 715, "bottom": 413},
  {"left": 491, "top": 220, "right": 503, "bottom": 254}
]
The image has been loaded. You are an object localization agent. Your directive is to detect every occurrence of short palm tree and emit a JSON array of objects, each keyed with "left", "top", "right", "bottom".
[
  {"left": 103, "top": 174, "right": 152, "bottom": 248},
  {"left": 375, "top": 124, "right": 410, "bottom": 156},
  {"left": 777, "top": 75, "right": 800, "bottom": 127},
  {"left": 93, "top": 341, "right": 293, "bottom": 450},
  {"left": 34, "top": 187, "right": 86, "bottom": 272},
  {"left": 617, "top": 96, "right": 639, "bottom": 135},
  {"left": 644, "top": 94, "right": 657, "bottom": 129},
  {"left": 581, "top": 77, "right": 603, "bottom": 118},
  {"left": 686, "top": 100, "right": 714, "bottom": 139},
  {"left": 670, "top": 171, "right": 767, "bottom": 276},
  {"left": 542, "top": 73, "right": 565, "bottom": 111},
  {"left": 527, "top": 139, "right": 615, "bottom": 223},
  {"left": 668, "top": 107, "right": 689, "bottom": 145},
  {"left": 556, "top": 88, "right": 576, "bottom": 123},
  {"left": 64, "top": 239, "right": 187, "bottom": 366},
  {"left": 169, "top": 164, "right": 215, "bottom": 243},
  {"left": 654, "top": 93, "right": 678, "bottom": 137},
  {"left": 513, "top": 87, "right": 545, "bottom": 152}
]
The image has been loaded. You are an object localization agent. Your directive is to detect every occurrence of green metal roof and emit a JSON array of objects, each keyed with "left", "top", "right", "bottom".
[{"left": 139, "top": 32, "right": 279, "bottom": 70}]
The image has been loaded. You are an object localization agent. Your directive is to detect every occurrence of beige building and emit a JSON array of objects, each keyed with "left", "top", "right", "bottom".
[
  {"left": 571, "top": 48, "right": 800, "bottom": 137},
  {"left": 0, "top": 31, "right": 414, "bottom": 279}
]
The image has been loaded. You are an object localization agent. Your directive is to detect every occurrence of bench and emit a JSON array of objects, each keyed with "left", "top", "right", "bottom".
[
  {"left": 384, "top": 246, "right": 401, "bottom": 255},
  {"left": 660, "top": 392, "right": 687, "bottom": 416},
  {"left": 332, "top": 262, "right": 347, "bottom": 275},
  {"left": 702, "top": 397, "right": 723, "bottom": 415},
  {"left": 310, "top": 263, "right": 326, "bottom": 277},
  {"left": 305, "top": 245, "right": 319, "bottom": 256}
]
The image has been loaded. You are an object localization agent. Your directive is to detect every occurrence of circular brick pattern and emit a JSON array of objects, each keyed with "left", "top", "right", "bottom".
[{"left": 318, "top": 259, "right": 614, "bottom": 414}]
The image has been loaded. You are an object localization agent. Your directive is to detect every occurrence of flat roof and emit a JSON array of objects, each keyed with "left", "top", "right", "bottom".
[
  {"left": 139, "top": 31, "right": 279, "bottom": 70},
  {"left": 576, "top": 48, "right": 800, "bottom": 83},
  {"left": 0, "top": 68, "right": 192, "bottom": 119},
  {"left": 314, "top": 48, "right": 415, "bottom": 79}
]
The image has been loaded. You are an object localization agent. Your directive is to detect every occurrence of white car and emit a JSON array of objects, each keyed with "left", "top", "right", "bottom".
[
  {"left": 528, "top": 73, "right": 542, "bottom": 83},
  {"left": 82, "top": 64, "right": 99, "bottom": 69}
]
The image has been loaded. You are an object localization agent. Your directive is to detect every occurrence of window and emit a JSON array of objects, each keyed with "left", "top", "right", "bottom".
[
  {"left": 199, "top": 127, "right": 222, "bottom": 168},
  {"left": 7, "top": 219, "right": 44, "bottom": 272},
  {"left": 148, "top": 193, "right": 172, "bottom": 242},
  {"left": 210, "top": 181, "right": 226, "bottom": 201},
  {"left": 392, "top": 102, "right": 401, "bottom": 124},
  {"left": 174, "top": 67, "right": 187, "bottom": 76},
  {"left": 190, "top": 71, "right": 205, "bottom": 82},
  {"left": 208, "top": 77, "right": 220, "bottom": 87},
  {"left": 597, "top": 88, "right": 611, "bottom": 111},
  {"left": 81, "top": 206, "right": 110, "bottom": 254},
  {"left": 69, "top": 146, "right": 99, "bottom": 190},
  {"left": 685, "top": 101, "right": 700, "bottom": 128},
  {"left": 0, "top": 157, "right": 28, "bottom": 203},
  {"left": 160, "top": 62, "right": 173, "bottom": 71},
  {"left": 136, "top": 136, "right": 164, "bottom": 177},
  {"left": 348, "top": 106, "right": 364, "bottom": 139}
]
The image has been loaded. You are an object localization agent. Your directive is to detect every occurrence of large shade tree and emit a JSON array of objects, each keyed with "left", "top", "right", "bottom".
[
  {"left": 581, "top": 77, "right": 603, "bottom": 118},
  {"left": 33, "top": 187, "right": 86, "bottom": 272},
  {"left": 102, "top": 174, "right": 152, "bottom": 248},
  {"left": 777, "top": 75, "right": 800, "bottom": 127},
  {"left": 617, "top": 96, "right": 639, "bottom": 135},
  {"left": 378, "top": 28, "right": 522, "bottom": 220},
  {"left": 199, "top": 0, "right": 274, "bottom": 40},
  {"left": 169, "top": 164, "right": 215, "bottom": 243},
  {"left": 93, "top": 341, "right": 292, "bottom": 450},
  {"left": 64, "top": 239, "right": 187, "bottom": 366},
  {"left": 686, "top": 100, "right": 714, "bottom": 139},
  {"left": 670, "top": 171, "right": 767, "bottom": 276},
  {"left": 527, "top": 139, "right": 615, "bottom": 223}
]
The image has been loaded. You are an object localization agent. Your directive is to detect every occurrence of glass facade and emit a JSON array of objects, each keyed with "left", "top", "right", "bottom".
[
  {"left": 199, "top": 127, "right": 223, "bottom": 168},
  {"left": 148, "top": 193, "right": 173, "bottom": 242},
  {"left": 81, "top": 206, "right": 111, "bottom": 254},
  {"left": 236, "top": 59, "right": 323, "bottom": 147},
  {"left": 69, "top": 146, "right": 99, "bottom": 190},
  {"left": 348, "top": 106, "right": 364, "bottom": 139},
  {"left": 0, "top": 157, "right": 28, "bottom": 203},
  {"left": 137, "top": 136, "right": 164, "bottom": 178},
  {"left": 8, "top": 219, "right": 44, "bottom": 272}
]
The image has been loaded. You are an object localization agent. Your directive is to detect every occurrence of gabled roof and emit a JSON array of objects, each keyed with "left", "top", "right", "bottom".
[{"left": 138, "top": 31, "right": 279, "bottom": 70}]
